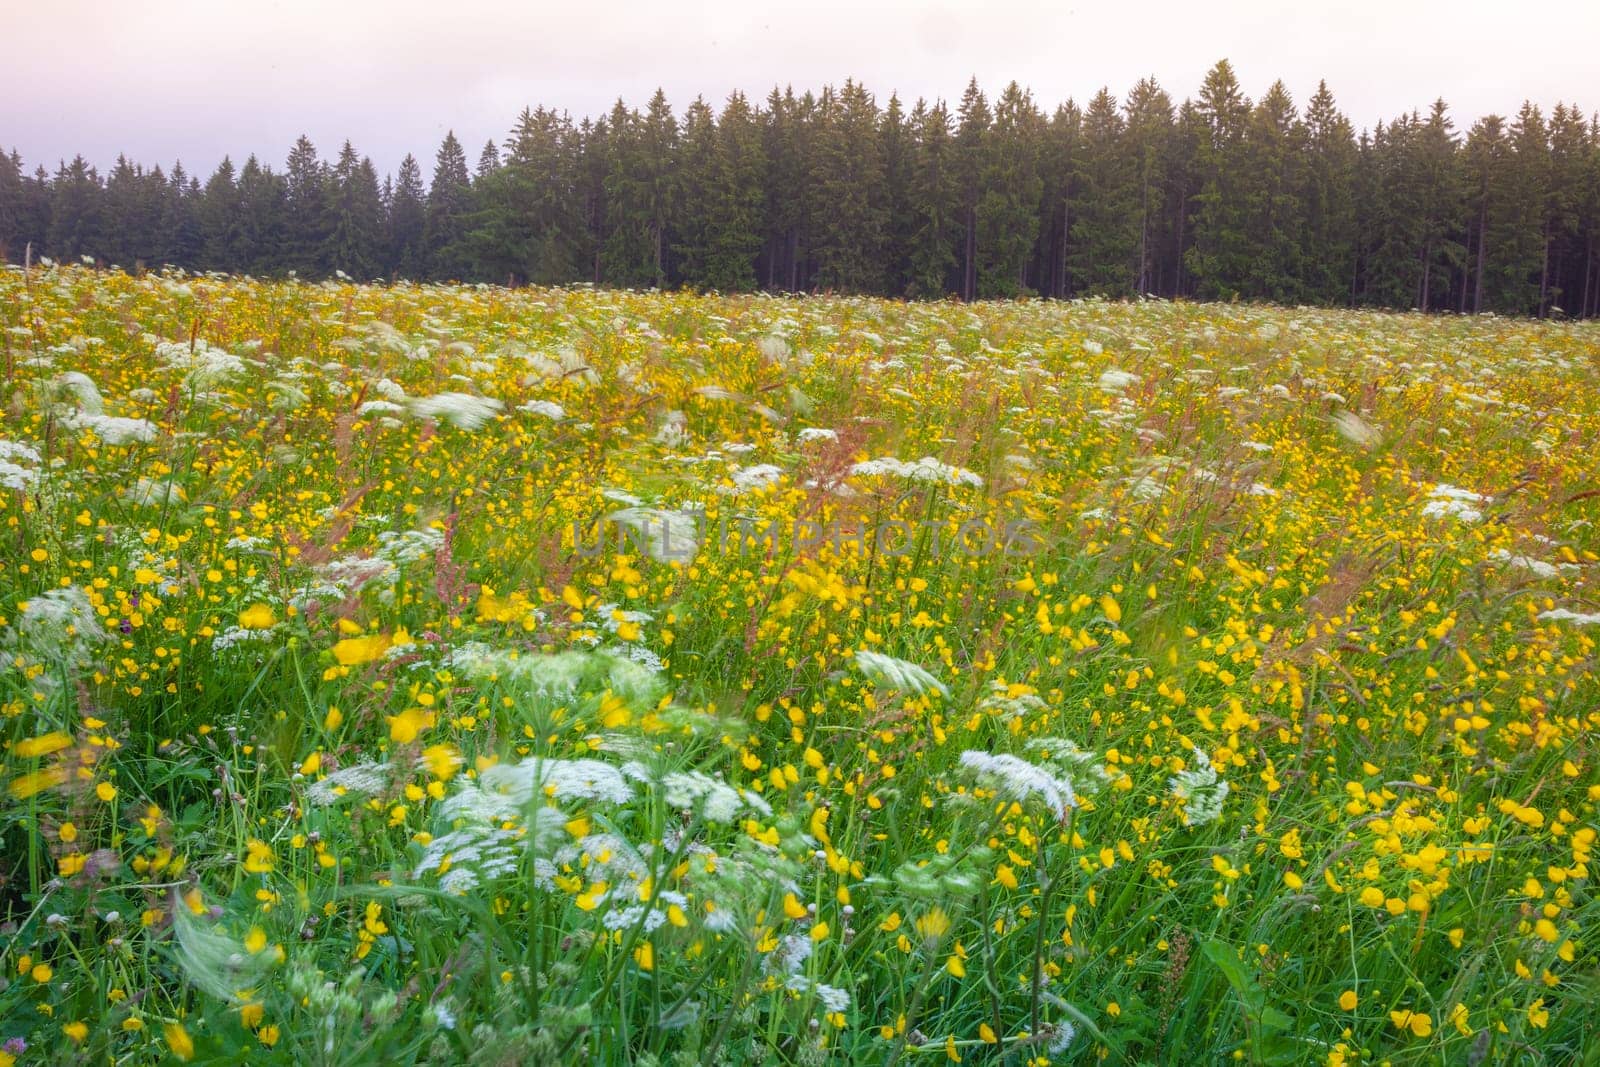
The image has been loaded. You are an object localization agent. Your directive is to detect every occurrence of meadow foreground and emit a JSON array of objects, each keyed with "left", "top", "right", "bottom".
[{"left": 1, "top": 266, "right": 1597, "bottom": 1065}]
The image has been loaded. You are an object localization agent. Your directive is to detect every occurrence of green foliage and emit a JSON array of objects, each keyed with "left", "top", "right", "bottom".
[{"left": 5, "top": 66, "right": 1600, "bottom": 316}]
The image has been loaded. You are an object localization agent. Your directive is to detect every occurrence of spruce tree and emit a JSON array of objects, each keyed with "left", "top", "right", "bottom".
[
  {"left": 1186, "top": 60, "right": 1253, "bottom": 298},
  {"left": 600, "top": 101, "right": 659, "bottom": 287},
  {"left": 323, "top": 141, "right": 385, "bottom": 279},
  {"left": 283, "top": 135, "right": 330, "bottom": 275},
  {"left": 1301, "top": 81, "right": 1358, "bottom": 304},
  {"left": 0, "top": 149, "right": 23, "bottom": 260},
  {"left": 424, "top": 131, "right": 474, "bottom": 281},
  {"left": 880, "top": 93, "right": 917, "bottom": 297},
  {"left": 388, "top": 154, "right": 427, "bottom": 278},
  {"left": 975, "top": 81, "right": 1043, "bottom": 297},
  {"left": 905, "top": 99, "right": 959, "bottom": 298},
  {"left": 199, "top": 157, "right": 241, "bottom": 272},
  {"left": 808, "top": 80, "right": 886, "bottom": 293},
  {"left": 235, "top": 156, "right": 286, "bottom": 275},
  {"left": 1125, "top": 78, "right": 1175, "bottom": 295},
  {"left": 955, "top": 78, "right": 991, "bottom": 300},
  {"left": 47, "top": 156, "right": 103, "bottom": 263},
  {"left": 1070, "top": 89, "right": 1138, "bottom": 295}
]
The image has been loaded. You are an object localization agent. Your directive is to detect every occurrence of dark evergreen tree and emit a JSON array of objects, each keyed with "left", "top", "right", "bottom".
[
  {"left": 1125, "top": 78, "right": 1175, "bottom": 295},
  {"left": 955, "top": 78, "right": 991, "bottom": 300},
  {"left": 807, "top": 80, "right": 886, "bottom": 293},
  {"left": 1241, "top": 81, "right": 1307, "bottom": 304},
  {"left": 1301, "top": 81, "right": 1358, "bottom": 304},
  {"left": 1187, "top": 60, "right": 1254, "bottom": 299},
  {"left": 47, "top": 156, "right": 103, "bottom": 262},
  {"left": 673, "top": 93, "right": 766, "bottom": 291},
  {"left": 1070, "top": 88, "right": 1138, "bottom": 295},
  {"left": 283, "top": 135, "right": 330, "bottom": 275},
  {"left": 880, "top": 93, "right": 917, "bottom": 297},
  {"left": 1039, "top": 101, "right": 1083, "bottom": 298},
  {"left": 235, "top": 155, "right": 286, "bottom": 274},
  {"left": 599, "top": 100, "right": 659, "bottom": 287},
  {"left": 476, "top": 140, "right": 501, "bottom": 181},
  {"left": 761, "top": 87, "right": 809, "bottom": 291},
  {"left": 388, "top": 153, "right": 427, "bottom": 278},
  {"left": 975, "top": 81, "right": 1043, "bottom": 297},
  {"left": 0, "top": 150, "right": 24, "bottom": 260},
  {"left": 163, "top": 163, "right": 202, "bottom": 268},
  {"left": 469, "top": 109, "right": 584, "bottom": 285},
  {"left": 323, "top": 142, "right": 385, "bottom": 279},
  {"left": 424, "top": 131, "right": 474, "bottom": 280},
  {"left": 199, "top": 157, "right": 241, "bottom": 271},
  {"left": 905, "top": 98, "right": 959, "bottom": 298}
]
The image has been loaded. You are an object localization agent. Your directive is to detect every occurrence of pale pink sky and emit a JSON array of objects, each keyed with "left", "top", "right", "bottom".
[{"left": 5, "top": 0, "right": 1597, "bottom": 180}]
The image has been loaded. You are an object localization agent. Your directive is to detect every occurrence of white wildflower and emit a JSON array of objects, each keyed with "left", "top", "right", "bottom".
[
  {"left": 1331, "top": 411, "right": 1380, "bottom": 448},
  {"left": 1422, "top": 484, "right": 1486, "bottom": 524},
  {"left": 306, "top": 762, "right": 393, "bottom": 806},
  {"left": 718, "top": 463, "right": 784, "bottom": 496},
  {"left": 958, "top": 751, "right": 1078, "bottom": 821},
  {"left": 407, "top": 392, "right": 503, "bottom": 431},
  {"left": 661, "top": 771, "right": 772, "bottom": 823},
  {"left": 1097, "top": 368, "right": 1138, "bottom": 393},
  {"left": 654, "top": 410, "right": 692, "bottom": 448},
  {"left": 62, "top": 413, "right": 158, "bottom": 445},
  {"left": 1169, "top": 745, "right": 1230, "bottom": 826},
  {"left": 849, "top": 456, "right": 983, "bottom": 488},
  {"left": 854, "top": 649, "right": 948, "bottom": 697},
  {"left": 1539, "top": 608, "right": 1600, "bottom": 627},
  {"left": 606, "top": 506, "right": 701, "bottom": 563},
  {"left": 518, "top": 399, "right": 566, "bottom": 420}
]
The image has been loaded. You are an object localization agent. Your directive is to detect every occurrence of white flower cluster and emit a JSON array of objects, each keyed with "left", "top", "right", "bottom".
[
  {"left": 0, "top": 439, "right": 42, "bottom": 491},
  {"left": 155, "top": 339, "right": 247, "bottom": 391},
  {"left": 407, "top": 392, "right": 504, "bottom": 431},
  {"left": 854, "top": 649, "right": 949, "bottom": 698},
  {"left": 1169, "top": 745, "right": 1230, "bottom": 827},
  {"left": 958, "top": 750, "right": 1079, "bottom": 821},
  {"left": 415, "top": 822, "right": 525, "bottom": 893},
  {"left": 607, "top": 506, "right": 701, "bottom": 563},
  {"left": 976, "top": 681, "right": 1048, "bottom": 722},
  {"left": 661, "top": 771, "right": 772, "bottom": 824},
  {"left": 445, "top": 646, "right": 665, "bottom": 709},
  {"left": 1421, "top": 484, "right": 1487, "bottom": 524},
  {"left": 518, "top": 399, "right": 566, "bottom": 420},
  {"left": 654, "top": 410, "right": 692, "bottom": 448},
  {"left": 1024, "top": 736, "right": 1111, "bottom": 796},
  {"left": 305, "top": 761, "right": 394, "bottom": 806},
  {"left": 849, "top": 456, "right": 983, "bottom": 488},
  {"left": 1539, "top": 607, "right": 1600, "bottom": 627},
  {"left": 1097, "top": 367, "right": 1139, "bottom": 393},
  {"left": 786, "top": 975, "right": 853, "bottom": 1015},
  {"left": 210, "top": 624, "right": 275, "bottom": 653},
  {"left": 6, "top": 587, "right": 109, "bottom": 665},
  {"left": 717, "top": 463, "right": 784, "bottom": 496}
]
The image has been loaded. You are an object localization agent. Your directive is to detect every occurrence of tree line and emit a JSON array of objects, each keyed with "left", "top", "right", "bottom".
[{"left": 3, "top": 60, "right": 1598, "bottom": 317}]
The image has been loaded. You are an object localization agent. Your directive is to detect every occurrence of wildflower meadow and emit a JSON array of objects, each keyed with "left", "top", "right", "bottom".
[{"left": 2, "top": 263, "right": 1597, "bottom": 1065}]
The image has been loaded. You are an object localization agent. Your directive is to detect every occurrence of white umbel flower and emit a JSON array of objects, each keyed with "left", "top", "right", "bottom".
[
  {"left": 854, "top": 649, "right": 949, "bottom": 697},
  {"left": 1539, "top": 608, "right": 1600, "bottom": 627},
  {"left": 407, "top": 392, "right": 503, "bottom": 430},
  {"left": 958, "top": 751, "right": 1078, "bottom": 821},
  {"left": 1169, "top": 745, "right": 1230, "bottom": 826},
  {"left": 1421, "top": 484, "right": 1486, "bottom": 524},
  {"left": 849, "top": 456, "right": 983, "bottom": 488}
]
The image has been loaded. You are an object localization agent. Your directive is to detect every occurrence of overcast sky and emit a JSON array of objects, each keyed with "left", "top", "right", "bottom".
[{"left": 6, "top": 0, "right": 1598, "bottom": 180}]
